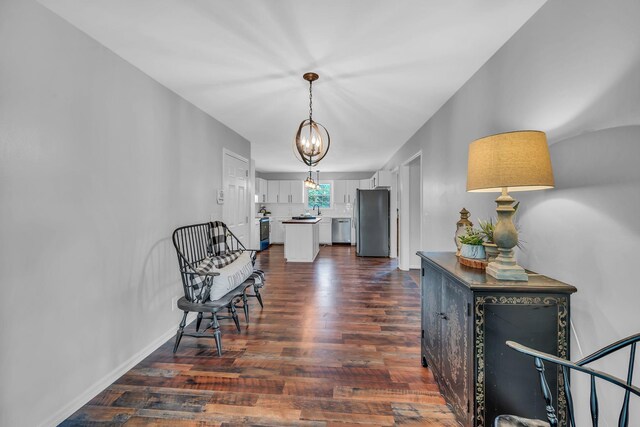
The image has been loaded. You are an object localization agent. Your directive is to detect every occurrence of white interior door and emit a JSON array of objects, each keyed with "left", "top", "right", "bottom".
[{"left": 223, "top": 150, "right": 249, "bottom": 247}]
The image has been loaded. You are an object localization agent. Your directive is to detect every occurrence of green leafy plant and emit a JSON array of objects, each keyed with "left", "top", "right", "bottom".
[
  {"left": 478, "top": 212, "right": 527, "bottom": 250},
  {"left": 457, "top": 226, "right": 484, "bottom": 246},
  {"left": 478, "top": 218, "right": 495, "bottom": 243}
]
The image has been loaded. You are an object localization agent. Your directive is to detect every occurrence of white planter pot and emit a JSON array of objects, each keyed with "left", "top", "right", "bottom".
[{"left": 460, "top": 243, "right": 485, "bottom": 259}]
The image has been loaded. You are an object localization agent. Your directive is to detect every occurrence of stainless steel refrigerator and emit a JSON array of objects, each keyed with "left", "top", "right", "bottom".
[{"left": 355, "top": 189, "right": 390, "bottom": 257}]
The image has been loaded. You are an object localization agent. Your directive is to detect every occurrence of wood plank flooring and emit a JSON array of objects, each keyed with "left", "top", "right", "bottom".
[{"left": 62, "top": 245, "right": 455, "bottom": 426}]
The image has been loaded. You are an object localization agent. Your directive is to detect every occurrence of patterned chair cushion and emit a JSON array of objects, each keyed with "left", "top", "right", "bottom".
[
  {"left": 494, "top": 415, "right": 550, "bottom": 427},
  {"left": 210, "top": 251, "right": 240, "bottom": 268},
  {"left": 207, "top": 252, "right": 254, "bottom": 301},
  {"left": 210, "top": 221, "right": 229, "bottom": 255}
]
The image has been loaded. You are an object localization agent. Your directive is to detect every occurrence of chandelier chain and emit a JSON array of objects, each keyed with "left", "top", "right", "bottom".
[{"left": 308, "top": 80, "right": 313, "bottom": 122}]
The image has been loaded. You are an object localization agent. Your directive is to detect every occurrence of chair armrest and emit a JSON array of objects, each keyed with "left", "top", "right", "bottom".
[
  {"left": 507, "top": 341, "right": 640, "bottom": 397},
  {"left": 576, "top": 332, "right": 640, "bottom": 366}
]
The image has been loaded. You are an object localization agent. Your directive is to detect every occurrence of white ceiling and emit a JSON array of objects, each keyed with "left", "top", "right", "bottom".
[{"left": 40, "top": 0, "right": 547, "bottom": 172}]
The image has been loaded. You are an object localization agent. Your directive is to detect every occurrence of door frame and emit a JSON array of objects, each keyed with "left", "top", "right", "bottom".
[
  {"left": 389, "top": 167, "right": 399, "bottom": 259},
  {"left": 398, "top": 150, "right": 422, "bottom": 271},
  {"left": 222, "top": 148, "right": 250, "bottom": 243}
]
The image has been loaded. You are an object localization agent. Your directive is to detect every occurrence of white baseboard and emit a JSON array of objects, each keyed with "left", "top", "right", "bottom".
[{"left": 41, "top": 313, "right": 196, "bottom": 427}]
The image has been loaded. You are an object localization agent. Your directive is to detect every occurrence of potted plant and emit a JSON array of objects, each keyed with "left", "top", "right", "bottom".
[
  {"left": 478, "top": 218, "right": 499, "bottom": 262},
  {"left": 458, "top": 226, "right": 486, "bottom": 259}
]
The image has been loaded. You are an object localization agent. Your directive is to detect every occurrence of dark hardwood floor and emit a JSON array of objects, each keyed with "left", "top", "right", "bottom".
[{"left": 62, "top": 245, "right": 455, "bottom": 426}]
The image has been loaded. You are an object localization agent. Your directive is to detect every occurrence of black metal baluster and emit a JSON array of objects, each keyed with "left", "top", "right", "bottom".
[
  {"left": 619, "top": 343, "right": 636, "bottom": 427},
  {"left": 590, "top": 375, "right": 599, "bottom": 427},
  {"left": 563, "top": 366, "right": 576, "bottom": 427},
  {"left": 535, "top": 357, "right": 559, "bottom": 427}
]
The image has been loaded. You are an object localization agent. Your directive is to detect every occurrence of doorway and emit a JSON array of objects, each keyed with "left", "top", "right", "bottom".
[
  {"left": 398, "top": 152, "right": 422, "bottom": 271},
  {"left": 223, "top": 149, "right": 249, "bottom": 246}
]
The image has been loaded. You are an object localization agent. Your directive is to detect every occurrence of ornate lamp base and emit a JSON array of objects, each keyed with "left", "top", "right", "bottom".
[{"left": 486, "top": 247, "right": 528, "bottom": 281}]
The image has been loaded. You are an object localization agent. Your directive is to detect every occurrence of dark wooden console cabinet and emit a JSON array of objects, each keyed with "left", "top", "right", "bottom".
[{"left": 418, "top": 252, "right": 577, "bottom": 427}]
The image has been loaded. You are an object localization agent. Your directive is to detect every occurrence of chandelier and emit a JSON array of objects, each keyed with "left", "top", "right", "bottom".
[
  {"left": 303, "top": 170, "right": 320, "bottom": 190},
  {"left": 293, "top": 72, "right": 330, "bottom": 167}
]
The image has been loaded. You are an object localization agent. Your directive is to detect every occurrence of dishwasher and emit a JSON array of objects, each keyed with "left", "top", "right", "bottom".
[{"left": 332, "top": 218, "right": 351, "bottom": 243}]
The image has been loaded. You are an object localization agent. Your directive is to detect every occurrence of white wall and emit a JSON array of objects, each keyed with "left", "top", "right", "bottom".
[
  {"left": 0, "top": 1, "right": 250, "bottom": 425},
  {"left": 383, "top": 0, "right": 640, "bottom": 423}
]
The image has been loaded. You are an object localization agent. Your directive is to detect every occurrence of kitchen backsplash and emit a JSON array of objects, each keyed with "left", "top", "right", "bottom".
[{"left": 256, "top": 203, "right": 353, "bottom": 218}]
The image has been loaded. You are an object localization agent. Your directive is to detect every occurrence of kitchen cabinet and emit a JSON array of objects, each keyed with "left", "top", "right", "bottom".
[
  {"left": 290, "top": 180, "right": 304, "bottom": 204},
  {"left": 319, "top": 218, "right": 332, "bottom": 244},
  {"left": 370, "top": 170, "right": 391, "bottom": 188},
  {"left": 278, "top": 181, "right": 291, "bottom": 204},
  {"left": 270, "top": 218, "right": 285, "bottom": 243},
  {"left": 418, "top": 252, "right": 576, "bottom": 427},
  {"left": 274, "top": 180, "right": 304, "bottom": 204},
  {"left": 333, "top": 180, "right": 359, "bottom": 204},
  {"left": 333, "top": 180, "right": 347, "bottom": 204},
  {"left": 283, "top": 219, "right": 320, "bottom": 262},
  {"left": 267, "top": 180, "right": 279, "bottom": 204},
  {"left": 346, "top": 180, "right": 358, "bottom": 204},
  {"left": 252, "top": 219, "right": 260, "bottom": 249},
  {"left": 255, "top": 178, "right": 268, "bottom": 203}
]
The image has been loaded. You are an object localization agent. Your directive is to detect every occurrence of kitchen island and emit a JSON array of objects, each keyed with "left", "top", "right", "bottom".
[{"left": 283, "top": 218, "right": 321, "bottom": 262}]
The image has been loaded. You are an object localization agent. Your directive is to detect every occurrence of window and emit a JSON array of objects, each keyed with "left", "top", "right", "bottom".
[{"left": 307, "top": 183, "right": 331, "bottom": 209}]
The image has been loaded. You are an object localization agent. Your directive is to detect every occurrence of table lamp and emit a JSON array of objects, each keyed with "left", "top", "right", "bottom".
[{"left": 466, "top": 131, "right": 554, "bottom": 281}]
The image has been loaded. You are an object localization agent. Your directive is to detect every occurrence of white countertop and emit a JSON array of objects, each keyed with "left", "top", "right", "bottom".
[
  {"left": 282, "top": 218, "right": 322, "bottom": 224},
  {"left": 258, "top": 215, "right": 351, "bottom": 220}
]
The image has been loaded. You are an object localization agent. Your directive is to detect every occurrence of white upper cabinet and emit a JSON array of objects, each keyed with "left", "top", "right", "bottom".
[
  {"left": 334, "top": 179, "right": 361, "bottom": 204},
  {"left": 371, "top": 170, "right": 392, "bottom": 188},
  {"left": 255, "top": 178, "right": 268, "bottom": 203},
  {"left": 278, "top": 181, "right": 291, "bottom": 203},
  {"left": 346, "top": 180, "right": 359, "bottom": 204},
  {"left": 333, "top": 180, "right": 347, "bottom": 204},
  {"left": 267, "top": 180, "right": 279, "bottom": 203},
  {"left": 289, "top": 180, "right": 304, "bottom": 204},
  {"left": 260, "top": 178, "right": 371, "bottom": 205},
  {"left": 265, "top": 180, "right": 304, "bottom": 204}
]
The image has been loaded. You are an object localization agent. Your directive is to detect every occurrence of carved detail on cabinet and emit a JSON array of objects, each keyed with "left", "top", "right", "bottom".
[
  {"left": 474, "top": 295, "right": 569, "bottom": 427},
  {"left": 446, "top": 301, "right": 464, "bottom": 384},
  {"left": 441, "top": 279, "right": 469, "bottom": 420}
]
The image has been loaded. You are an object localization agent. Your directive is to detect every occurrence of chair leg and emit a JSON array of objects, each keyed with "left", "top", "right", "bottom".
[
  {"left": 230, "top": 304, "right": 241, "bottom": 332},
  {"left": 242, "top": 293, "right": 250, "bottom": 323},
  {"left": 196, "top": 312, "right": 203, "bottom": 331},
  {"left": 254, "top": 284, "right": 264, "bottom": 308},
  {"left": 212, "top": 312, "right": 222, "bottom": 356},
  {"left": 173, "top": 311, "right": 188, "bottom": 353}
]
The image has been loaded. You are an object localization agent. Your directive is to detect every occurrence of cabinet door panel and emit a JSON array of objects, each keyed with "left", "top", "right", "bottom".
[
  {"left": 346, "top": 180, "right": 358, "bottom": 204},
  {"left": 267, "top": 180, "right": 279, "bottom": 204},
  {"left": 279, "top": 181, "right": 291, "bottom": 204},
  {"left": 481, "top": 295, "right": 563, "bottom": 427},
  {"left": 333, "top": 180, "right": 347, "bottom": 204},
  {"left": 440, "top": 277, "right": 471, "bottom": 423},
  {"left": 358, "top": 179, "right": 370, "bottom": 190},
  {"left": 272, "top": 220, "right": 284, "bottom": 243},
  {"left": 258, "top": 178, "right": 268, "bottom": 203},
  {"left": 290, "top": 180, "right": 304, "bottom": 204},
  {"left": 421, "top": 264, "right": 441, "bottom": 371}
]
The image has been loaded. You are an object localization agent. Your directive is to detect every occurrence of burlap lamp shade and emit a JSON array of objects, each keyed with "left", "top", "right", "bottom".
[{"left": 467, "top": 131, "right": 554, "bottom": 193}]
